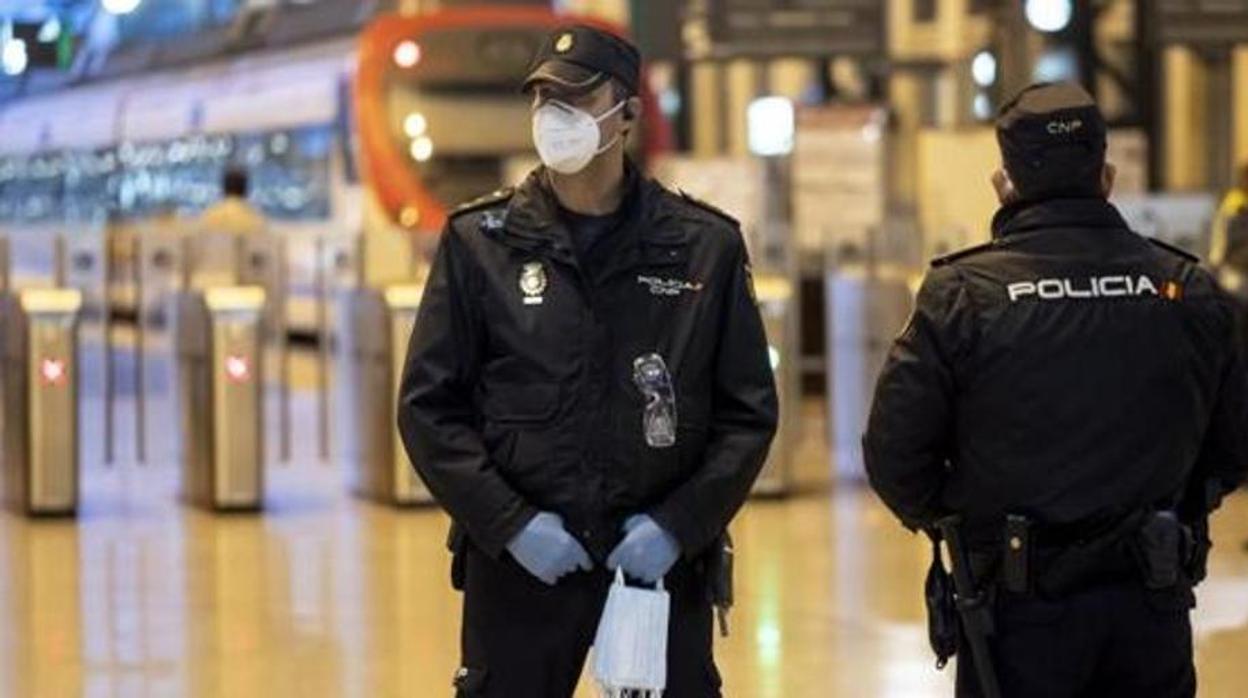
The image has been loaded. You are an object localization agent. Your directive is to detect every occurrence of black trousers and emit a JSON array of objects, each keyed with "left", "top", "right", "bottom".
[
  {"left": 956, "top": 582, "right": 1196, "bottom": 698},
  {"left": 453, "top": 545, "right": 723, "bottom": 698}
]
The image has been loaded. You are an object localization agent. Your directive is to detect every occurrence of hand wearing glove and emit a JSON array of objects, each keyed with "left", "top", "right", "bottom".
[
  {"left": 506, "top": 512, "right": 594, "bottom": 586},
  {"left": 606, "top": 514, "right": 681, "bottom": 584}
]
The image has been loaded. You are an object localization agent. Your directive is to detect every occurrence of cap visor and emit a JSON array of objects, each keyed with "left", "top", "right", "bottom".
[{"left": 522, "top": 60, "right": 607, "bottom": 93}]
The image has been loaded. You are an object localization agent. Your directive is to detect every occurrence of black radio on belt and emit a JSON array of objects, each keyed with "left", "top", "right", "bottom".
[{"left": 1002, "top": 515, "right": 1032, "bottom": 594}]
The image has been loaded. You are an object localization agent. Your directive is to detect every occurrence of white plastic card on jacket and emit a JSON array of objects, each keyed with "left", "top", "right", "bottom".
[{"left": 592, "top": 569, "right": 671, "bottom": 698}]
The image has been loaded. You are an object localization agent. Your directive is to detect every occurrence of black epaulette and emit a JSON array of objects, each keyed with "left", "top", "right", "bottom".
[
  {"left": 677, "top": 189, "right": 740, "bottom": 228},
  {"left": 1146, "top": 237, "right": 1200, "bottom": 264},
  {"left": 931, "top": 240, "right": 996, "bottom": 267},
  {"left": 450, "top": 187, "right": 514, "bottom": 219}
]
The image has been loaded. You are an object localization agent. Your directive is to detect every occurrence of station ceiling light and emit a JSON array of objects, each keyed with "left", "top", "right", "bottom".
[
  {"left": 1024, "top": 0, "right": 1073, "bottom": 33},
  {"left": 403, "top": 112, "right": 427, "bottom": 138},
  {"left": 971, "top": 50, "right": 997, "bottom": 87},
  {"left": 410, "top": 136, "right": 434, "bottom": 163},
  {"left": 1, "top": 37, "right": 27, "bottom": 76},
  {"left": 747, "top": 96, "right": 794, "bottom": 158},
  {"left": 1033, "top": 47, "right": 1078, "bottom": 82},
  {"left": 972, "top": 93, "right": 993, "bottom": 121},
  {"left": 102, "top": 0, "right": 144, "bottom": 16},
  {"left": 393, "top": 40, "right": 421, "bottom": 69},
  {"left": 37, "top": 17, "right": 60, "bottom": 43},
  {"left": 399, "top": 206, "right": 421, "bottom": 228}
]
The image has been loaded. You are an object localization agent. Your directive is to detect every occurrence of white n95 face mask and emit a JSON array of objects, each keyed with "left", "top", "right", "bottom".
[{"left": 532, "top": 99, "right": 626, "bottom": 175}]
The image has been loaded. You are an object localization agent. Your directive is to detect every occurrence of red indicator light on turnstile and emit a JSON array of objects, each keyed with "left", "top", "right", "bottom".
[
  {"left": 39, "top": 358, "right": 67, "bottom": 386},
  {"left": 224, "top": 355, "right": 251, "bottom": 383}
]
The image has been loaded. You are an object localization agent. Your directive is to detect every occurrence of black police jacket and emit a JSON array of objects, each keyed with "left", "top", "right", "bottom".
[
  {"left": 397, "top": 166, "right": 778, "bottom": 562},
  {"left": 864, "top": 197, "right": 1248, "bottom": 538}
]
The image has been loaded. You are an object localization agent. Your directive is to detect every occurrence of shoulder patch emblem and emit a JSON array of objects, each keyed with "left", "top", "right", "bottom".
[{"left": 480, "top": 209, "right": 507, "bottom": 233}]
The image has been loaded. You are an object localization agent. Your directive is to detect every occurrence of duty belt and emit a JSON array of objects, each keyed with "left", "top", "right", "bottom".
[{"left": 967, "top": 509, "right": 1197, "bottom": 599}]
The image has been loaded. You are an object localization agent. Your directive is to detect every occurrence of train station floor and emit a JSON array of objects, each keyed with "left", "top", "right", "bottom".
[{"left": 1, "top": 339, "right": 1247, "bottom": 697}]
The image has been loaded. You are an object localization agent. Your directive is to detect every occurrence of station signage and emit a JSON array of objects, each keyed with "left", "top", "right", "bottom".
[
  {"left": 1152, "top": 0, "right": 1248, "bottom": 45},
  {"left": 687, "top": 0, "right": 886, "bottom": 59}
]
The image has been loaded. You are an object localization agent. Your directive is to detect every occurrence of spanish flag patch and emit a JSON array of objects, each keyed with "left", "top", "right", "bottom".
[{"left": 1161, "top": 280, "right": 1183, "bottom": 300}]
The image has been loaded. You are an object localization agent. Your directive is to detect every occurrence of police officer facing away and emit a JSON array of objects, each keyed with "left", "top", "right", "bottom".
[
  {"left": 864, "top": 82, "right": 1248, "bottom": 697},
  {"left": 397, "top": 25, "right": 777, "bottom": 698}
]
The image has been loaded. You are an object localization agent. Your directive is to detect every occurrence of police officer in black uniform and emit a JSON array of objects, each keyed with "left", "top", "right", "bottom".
[
  {"left": 397, "top": 24, "right": 778, "bottom": 698},
  {"left": 864, "top": 82, "right": 1248, "bottom": 697}
]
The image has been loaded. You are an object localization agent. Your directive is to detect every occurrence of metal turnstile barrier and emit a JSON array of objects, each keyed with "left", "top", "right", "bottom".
[
  {"left": 752, "top": 272, "right": 799, "bottom": 496},
  {"left": 825, "top": 262, "right": 916, "bottom": 481},
  {"left": 0, "top": 288, "right": 83, "bottom": 515},
  {"left": 332, "top": 282, "right": 431, "bottom": 505},
  {"left": 172, "top": 286, "right": 266, "bottom": 510}
]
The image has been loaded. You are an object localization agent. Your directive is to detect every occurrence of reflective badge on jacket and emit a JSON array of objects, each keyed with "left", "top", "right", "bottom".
[
  {"left": 637, "top": 275, "right": 704, "bottom": 297},
  {"left": 1006, "top": 275, "right": 1182, "bottom": 302},
  {"left": 519, "top": 262, "right": 547, "bottom": 305}
]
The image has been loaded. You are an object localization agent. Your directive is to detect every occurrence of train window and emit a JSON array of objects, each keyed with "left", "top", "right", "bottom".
[
  {"left": 62, "top": 150, "right": 120, "bottom": 224},
  {"left": 382, "top": 26, "right": 545, "bottom": 214},
  {"left": 0, "top": 154, "right": 60, "bottom": 224},
  {"left": 116, "top": 135, "right": 234, "bottom": 219},
  {"left": 357, "top": 11, "right": 669, "bottom": 231},
  {"left": 235, "top": 125, "right": 333, "bottom": 221},
  {"left": 398, "top": 27, "right": 544, "bottom": 90},
  {"left": 0, "top": 125, "right": 334, "bottom": 225}
]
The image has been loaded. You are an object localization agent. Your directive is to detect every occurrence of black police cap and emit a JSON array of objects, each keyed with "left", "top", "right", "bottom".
[
  {"left": 522, "top": 24, "right": 640, "bottom": 96},
  {"left": 997, "top": 82, "right": 1108, "bottom": 199}
]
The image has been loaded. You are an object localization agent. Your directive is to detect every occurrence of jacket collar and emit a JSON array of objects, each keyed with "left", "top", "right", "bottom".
[
  {"left": 990, "top": 196, "right": 1129, "bottom": 239},
  {"left": 497, "top": 160, "right": 685, "bottom": 270}
]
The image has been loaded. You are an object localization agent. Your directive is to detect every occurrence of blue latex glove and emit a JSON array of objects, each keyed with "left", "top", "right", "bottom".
[
  {"left": 506, "top": 512, "right": 593, "bottom": 586},
  {"left": 606, "top": 514, "right": 681, "bottom": 584}
]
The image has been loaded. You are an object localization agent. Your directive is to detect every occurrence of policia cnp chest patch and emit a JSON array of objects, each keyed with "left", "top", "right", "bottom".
[{"left": 637, "top": 275, "right": 704, "bottom": 297}]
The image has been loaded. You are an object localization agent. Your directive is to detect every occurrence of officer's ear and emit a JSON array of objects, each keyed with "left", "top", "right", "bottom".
[
  {"left": 623, "top": 95, "right": 642, "bottom": 122},
  {"left": 992, "top": 168, "right": 1020, "bottom": 205},
  {"left": 1101, "top": 162, "right": 1117, "bottom": 198},
  {"left": 617, "top": 95, "right": 642, "bottom": 141}
]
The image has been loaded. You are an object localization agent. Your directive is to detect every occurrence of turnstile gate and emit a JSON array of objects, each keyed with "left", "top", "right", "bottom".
[
  {"left": 172, "top": 286, "right": 266, "bottom": 510},
  {"left": 826, "top": 264, "right": 916, "bottom": 481},
  {"left": 753, "top": 272, "right": 799, "bottom": 496},
  {"left": 0, "top": 289, "right": 83, "bottom": 515},
  {"left": 333, "top": 283, "right": 431, "bottom": 506}
]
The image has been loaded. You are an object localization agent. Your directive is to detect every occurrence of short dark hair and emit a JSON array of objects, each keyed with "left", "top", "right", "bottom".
[
  {"left": 611, "top": 78, "right": 639, "bottom": 126},
  {"left": 223, "top": 168, "right": 249, "bottom": 197},
  {"left": 611, "top": 78, "right": 635, "bottom": 102}
]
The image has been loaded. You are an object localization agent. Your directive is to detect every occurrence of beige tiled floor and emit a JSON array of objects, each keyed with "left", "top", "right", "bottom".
[{"left": 1, "top": 390, "right": 1246, "bottom": 697}]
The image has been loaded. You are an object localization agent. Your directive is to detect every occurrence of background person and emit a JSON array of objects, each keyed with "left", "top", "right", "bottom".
[
  {"left": 1209, "top": 161, "right": 1248, "bottom": 270},
  {"left": 198, "top": 166, "right": 267, "bottom": 237}
]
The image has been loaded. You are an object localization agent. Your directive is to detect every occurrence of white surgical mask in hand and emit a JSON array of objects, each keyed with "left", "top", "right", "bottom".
[
  {"left": 531, "top": 99, "right": 626, "bottom": 175},
  {"left": 592, "top": 569, "right": 670, "bottom": 698}
]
